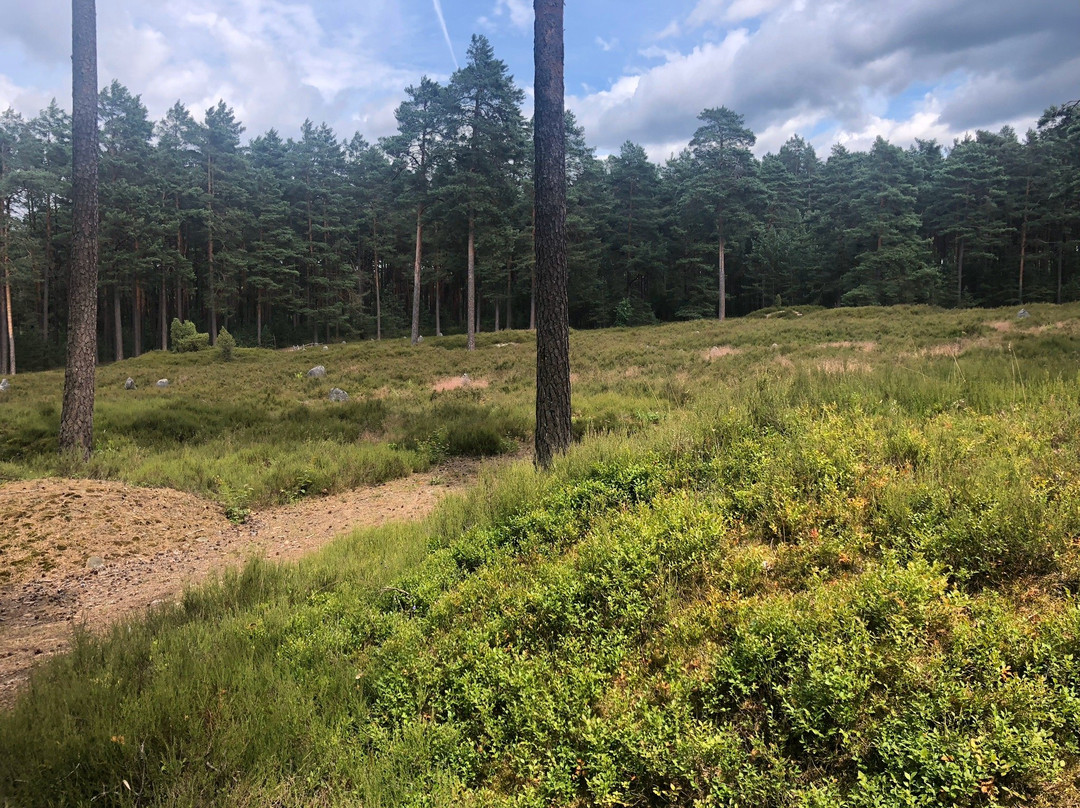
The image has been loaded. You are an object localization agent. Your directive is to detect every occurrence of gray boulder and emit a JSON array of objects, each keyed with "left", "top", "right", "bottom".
[
  {"left": 124, "top": 377, "right": 137, "bottom": 390},
  {"left": 328, "top": 387, "right": 349, "bottom": 402},
  {"left": 307, "top": 365, "right": 327, "bottom": 379},
  {"left": 1017, "top": 308, "right": 1031, "bottom": 319},
  {"left": 0, "top": 378, "right": 8, "bottom": 392},
  {"left": 156, "top": 379, "right": 170, "bottom": 388}
]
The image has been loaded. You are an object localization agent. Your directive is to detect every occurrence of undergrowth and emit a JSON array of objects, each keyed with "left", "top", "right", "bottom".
[{"left": 2, "top": 305, "right": 1080, "bottom": 806}]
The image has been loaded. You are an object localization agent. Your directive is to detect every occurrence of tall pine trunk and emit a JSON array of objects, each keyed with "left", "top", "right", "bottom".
[
  {"left": 467, "top": 215, "right": 477, "bottom": 351},
  {"left": 533, "top": 0, "right": 572, "bottom": 468},
  {"left": 133, "top": 282, "right": 142, "bottom": 357},
  {"left": 113, "top": 285, "right": 123, "bottom": 361},
  {"left": 411, "top": 205, "right": 423, "bottom": 345},
  {"left": 956, "top": 237, "right": 965, "bottom": 307},
  {"left": 718, "top": 233, "right": 727, "bottom": 322},
  {"left": 435, "top": 277, "right": 442, "bottom": 336},
  {"left": 60, "top": 0, "right": 99, "bottom": 459},
  {"left": 160, "top": 274, "right": 168, "bottom": 350}
]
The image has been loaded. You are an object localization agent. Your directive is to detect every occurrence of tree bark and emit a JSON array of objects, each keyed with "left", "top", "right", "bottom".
[
  {"left": 3, "top": 271, "right": 13, "bottom": 375},
  {"left": 411, "top": 205, "right": 423, "bottom": 345},
  {"left": 60, "top": 0, "right": 99, "bottom": 460},
  {"left": 160, "top": 274, "right": 167, "bottom": 350},
  {"left": 467, "top": 215, "right": 477, "bottom": 351},
  {"left": 533, "top": 0, "right": 572, "bottom": 469},
  {"left": 133, "top": 282, "right": 142, "bottom": 357},
  {"left": 435, "top": 277, "right": 442, "bottom": 336},
  {"left": 718, "top": 234, "right": 727, "bottom": 321},
  {"left": 956, "top": 237, "right": 965, "bottom": 307},
  {"left": 0, "top": 285, "right": 7, "bottom": 376},
  {"left": 113, "top": 285, "right": 123, "bottom": 361}
]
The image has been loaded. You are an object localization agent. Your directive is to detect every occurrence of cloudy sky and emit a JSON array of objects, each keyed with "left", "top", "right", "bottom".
[{"left": 1, "top": 0, "right": 1078, "bottom": 160}]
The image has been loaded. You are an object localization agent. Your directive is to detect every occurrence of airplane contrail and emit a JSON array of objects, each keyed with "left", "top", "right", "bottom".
[{"left": 432, "top": 0, "right": 460, "bottom": 70}]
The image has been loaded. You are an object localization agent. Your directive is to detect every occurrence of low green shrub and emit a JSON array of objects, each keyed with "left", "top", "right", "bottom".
[
  {"left": 170, "top": 318, "right": 210, "bottom": 352},
  {"left": 217, "top": 327, "right": 236, "bottom": 361}
]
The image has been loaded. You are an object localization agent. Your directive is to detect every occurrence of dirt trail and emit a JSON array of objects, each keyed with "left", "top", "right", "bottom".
[{"left": 0, "top": 459, "right": 481, "bottom": 706}]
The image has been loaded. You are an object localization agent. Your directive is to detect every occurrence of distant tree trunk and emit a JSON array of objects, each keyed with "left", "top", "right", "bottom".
[
  {"left": 160, "top": 274, "right": 168, "bottom": 350},
  {"left": 113, "top": 285, "right": 123, "bottom": 361},
  {"left": 3, "top": 269, "right": 13, "bottom": 375},
  {"left": 256, "top": 288, "right": 263, "bottom": 347},
  {"left": 533, "top": 0, "right": 572, "bottom": 469},
  {"left": 506, "top": 265, "right": 513, "bottom": 330},
  {"left": 0, "top": 288, "right": 7, "bottom": 375},
  {"left": 133, "top": 283, "right": 142, "bottom": 357},
  {"left": 467, "top": 215, "right": 477, "bottom": 351},
  {"left": 411, "top": 205, "right": 423, "bottom": 345},
  {"left": 435, "top": 277, "right": 442, "bottom": 336},
  {"left": 60, "top": 0, "right": 99, "bottom": 459},
  {"left": 372, "top": 216, "right": 382, "bottom": 341},
  {"left": 43, "top": 199, "right": 52, "bottom": 342},
  {"left": 956, "top": 237, "right": 965, "bottom": 307},
  {"left": 718, "top": 233, "right": 727, "bottom": 321},
  {"left": 495, "top": 300, "right": 500, "bottom": 331},
  {"left": 1018, "top": 178, "right": 1030, "bottom": 305},
  {"left": 1054, "top": 238, "right": 1062, "bottom": 306}
]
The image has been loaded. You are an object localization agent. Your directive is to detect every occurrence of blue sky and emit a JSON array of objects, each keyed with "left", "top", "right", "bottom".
[{"left": 1, "top": 0, "right": 1078, "bottom": 160}]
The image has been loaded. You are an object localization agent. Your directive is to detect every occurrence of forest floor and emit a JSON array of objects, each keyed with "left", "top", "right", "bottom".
[{"left": 0, "top": 458, "right": 484, "bottom": 706}]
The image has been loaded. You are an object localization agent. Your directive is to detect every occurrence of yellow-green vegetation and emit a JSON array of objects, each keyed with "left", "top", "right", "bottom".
[{"left": 3, "top": 304, "right": 1080, "bottom": 806}]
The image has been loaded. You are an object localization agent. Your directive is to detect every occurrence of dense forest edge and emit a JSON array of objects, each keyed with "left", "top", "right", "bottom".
[
  {"left": 0, "top": 34, "right": 1077, "bottom": 373},
  {"left": 2, "top": 305, "right": 1080, "bottom": 805}
]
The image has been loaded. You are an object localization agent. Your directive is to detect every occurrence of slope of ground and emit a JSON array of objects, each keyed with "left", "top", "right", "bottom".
[{"left": 0, "top": 459, "right": 480, "bottom": 706}]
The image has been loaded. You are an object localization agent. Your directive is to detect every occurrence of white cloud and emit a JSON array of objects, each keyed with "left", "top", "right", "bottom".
[
  {"left": 596, "top": 36, "right": 618, "bottom": 52},
  {"left": 493, "top": 0, "right": 532, "bottom": 31}
]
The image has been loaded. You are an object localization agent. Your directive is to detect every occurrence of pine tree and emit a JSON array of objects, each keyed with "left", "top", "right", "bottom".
[
  {"left": 533, "top": 0, "right": 571, "bottom": 469},
  {"left": 443, "top": 35, "right": 527, "bottom": 350},
  {"left": 683, "top": 107, "right": 762, "bottom": 320},
  {"left": 59, "top": 0, "right": 99, "bottom": 459},
  {"left": 384, "top": 77, "right": 444, "bottom": 345}
]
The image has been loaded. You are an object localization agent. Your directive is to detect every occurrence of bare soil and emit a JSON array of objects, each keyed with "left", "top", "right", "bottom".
[{"left": 0, "top": 459, "right": 481, "bottom": 706}]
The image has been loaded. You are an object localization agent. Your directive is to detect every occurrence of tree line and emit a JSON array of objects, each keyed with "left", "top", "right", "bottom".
[{"left": 1, "top": 34, "right": 1077, "bottom": 373}]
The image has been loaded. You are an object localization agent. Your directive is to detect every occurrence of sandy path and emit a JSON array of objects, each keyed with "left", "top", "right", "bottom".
[{"left": 0, "top": 459, "right": 481, "bottom": 706}]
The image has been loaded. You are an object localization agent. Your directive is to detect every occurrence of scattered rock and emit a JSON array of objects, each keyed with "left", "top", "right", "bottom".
[
  {"left": 323, "top": 345, "right": 329, "bottom": 351},
  {"left": 124, "top": 377, "right": 137, "bottom": 390},
  {"left": 86, "top": 556, "right": 104, "bottom": 571},
  {"left": 461, "top": 373, "right": 471, "bottom": 385},
  {"left": 0, "top": 379, "right": 8, "bottom": 392},
  {"left": 307, "top": 365, "right": 327, "bottom": 379},
  {"left": 416, "top": 335, "right": 424, "bottom": 343},
  {"left": 156, "top": 379, "right": 169, "bottom": 388},
  {"left": 328, "top": 387, "right": 349, "bottom": 402},
  {"left": 1017, "top": 308, "right": 1031, "bottom": 319}
]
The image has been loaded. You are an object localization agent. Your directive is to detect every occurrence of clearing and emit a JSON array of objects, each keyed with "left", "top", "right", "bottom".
[{"left": 0, "top": 458, "right": 481, "bottom": 706}]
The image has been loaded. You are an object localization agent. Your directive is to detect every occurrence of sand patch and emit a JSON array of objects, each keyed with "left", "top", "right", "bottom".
[
  {"left": 988, "top": 321, "right": 1013, "bottom": 333},
  {"left": 432, "top": 375, "right": 490, "bottom": 393},
  {"left": 703, "top": 346, "right": 742, "bottom": 361}
]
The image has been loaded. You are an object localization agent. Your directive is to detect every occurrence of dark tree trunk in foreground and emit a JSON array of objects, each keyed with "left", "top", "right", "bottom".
[
  {"left": 60, "top": 0, "right": 99, "bottom": 459},
  {"left": 533, "top": 0, "right": 571, "bottom": 469}
]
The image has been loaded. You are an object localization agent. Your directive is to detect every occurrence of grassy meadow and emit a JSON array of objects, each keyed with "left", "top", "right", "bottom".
[{"left": 3, "top": 304, "right": 1080, "bottom": 806}]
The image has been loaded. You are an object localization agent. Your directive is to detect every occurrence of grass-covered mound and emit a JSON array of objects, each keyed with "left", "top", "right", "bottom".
[{"left": 3, "top": 305, "right": 1080, "bottom": 805}]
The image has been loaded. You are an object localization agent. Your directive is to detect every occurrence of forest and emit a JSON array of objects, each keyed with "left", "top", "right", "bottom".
[{"left": 0, "top": 33, "right": 1077, "bottom": 373}]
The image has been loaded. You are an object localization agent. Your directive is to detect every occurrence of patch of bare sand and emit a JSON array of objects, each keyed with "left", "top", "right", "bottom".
[
  {"left": 432, "top": 375, "right": 490, "bottom": 393},
  {"left": 989, "top": 321, "right": 1013, "bottom": 333},
  {"left": 703, "top": 346, "right": 742, "bottom": 361},
  {"left": 0, "top": 459, "right": 484, "bottom": 706}
]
